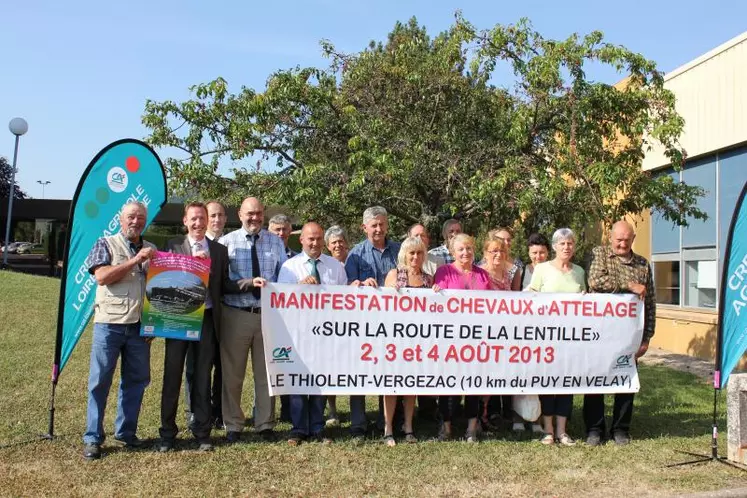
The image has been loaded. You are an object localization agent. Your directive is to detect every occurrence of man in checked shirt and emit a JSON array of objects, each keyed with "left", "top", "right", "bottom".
[
  {"left": 584, "top": 220, "right": 656, "bottom": 446},
  {"left": 218, "top": 197, "right": 287, "bottom": 442}
]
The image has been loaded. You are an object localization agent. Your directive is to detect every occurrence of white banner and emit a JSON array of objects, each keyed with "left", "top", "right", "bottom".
[{"left": 261, "top": 283, "right": 644, "bottom": 395}]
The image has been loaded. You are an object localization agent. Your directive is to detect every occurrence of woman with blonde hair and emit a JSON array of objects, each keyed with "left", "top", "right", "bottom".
[
  {"left": 382, "top": 236, "right": 441, "bottom": 446},
  {"left": 433, "top": 233, "right": 492, "bottom": 442},
  {"left": 489, "top": 227, "right": 522, "bottom": 291}
]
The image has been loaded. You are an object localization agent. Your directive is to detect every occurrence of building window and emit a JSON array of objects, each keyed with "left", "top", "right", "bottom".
[
  {"left": 682, "top": 157, "right": 717, "bottom": 248},
  {"left": 718, "top": 146, "right": 747, "bottom": 264},
  {"left": 682, "top": 248, "right": 717, "bottom": 309},
  {"left": 651, "top": 170, "right": 680, "bottom": 254},
  {"left": 649, "top": 148, "right": 745, "bottom": 310},
  {"left": 653, "top": 259, "right": 680, "bottom": 306}
]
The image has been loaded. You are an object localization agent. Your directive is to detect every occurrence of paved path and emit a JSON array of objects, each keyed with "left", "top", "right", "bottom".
[{"left": 640, "top": 347, "right": 715, "bottom": 380}]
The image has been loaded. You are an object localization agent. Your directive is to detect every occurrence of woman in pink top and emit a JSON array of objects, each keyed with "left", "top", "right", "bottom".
[{"left": 433, "top": 233, "right": 491, "bottom": 443}]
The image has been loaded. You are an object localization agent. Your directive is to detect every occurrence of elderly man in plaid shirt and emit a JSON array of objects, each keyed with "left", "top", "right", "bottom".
[
  {"left": 218, "top": 197, "right": 287, "bottom": 443},
  {"left": 584, "top": 221, "right": 655, "bottom": 446}
]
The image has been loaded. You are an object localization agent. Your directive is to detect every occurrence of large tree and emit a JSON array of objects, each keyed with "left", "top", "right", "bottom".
[
  {"left": 0, "top": 156, "right": 27, "bottom": 200},
  {"left": 142, "top": 16, "right": 705, "bottom": 239}
]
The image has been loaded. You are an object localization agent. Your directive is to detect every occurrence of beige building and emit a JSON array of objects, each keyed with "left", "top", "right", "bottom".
[{"left": 634, "top": 32, "right": 747, "bottom": 368}]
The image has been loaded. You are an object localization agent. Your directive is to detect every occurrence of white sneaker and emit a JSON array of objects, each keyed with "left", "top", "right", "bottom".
[{"left": 512, "top": 422, "right": 525, "bottom": 432}]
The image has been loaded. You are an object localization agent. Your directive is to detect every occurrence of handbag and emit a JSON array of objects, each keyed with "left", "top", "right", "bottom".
[{"left": 512, "top": 394, "right": 541, "bottom": 422}]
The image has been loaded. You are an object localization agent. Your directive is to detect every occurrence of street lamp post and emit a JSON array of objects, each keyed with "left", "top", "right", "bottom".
[
  {"left": 3, "top": 117, "right": 29, "bottom": 268},
  {"left": 37, "top": 180, "right": 51, "bottom": 199}
]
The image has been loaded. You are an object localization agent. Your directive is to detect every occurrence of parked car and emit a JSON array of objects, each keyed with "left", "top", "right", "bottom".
[
  {"left": 17, "top": 243, "right": 43, "bottom": 254},
  {"left": 1, "top": 242, "right": 26, "bottom": 254}
]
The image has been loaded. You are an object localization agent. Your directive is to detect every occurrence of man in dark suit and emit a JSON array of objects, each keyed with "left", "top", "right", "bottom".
[
  {"left": 158, "top": 202, "right": 248, "bottom": 452},
  {"left": 184, "top": 200, "right": 229, "bottom": 429}
]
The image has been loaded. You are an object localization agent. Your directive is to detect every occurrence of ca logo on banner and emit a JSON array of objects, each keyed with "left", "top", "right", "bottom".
[{"left": 107, "top": 167, "right": 128, "bottom": 193}]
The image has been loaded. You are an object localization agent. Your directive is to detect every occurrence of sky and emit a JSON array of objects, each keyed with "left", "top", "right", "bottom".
[{"left": 1, "top": 0, "right": 745, "bottom": 200}]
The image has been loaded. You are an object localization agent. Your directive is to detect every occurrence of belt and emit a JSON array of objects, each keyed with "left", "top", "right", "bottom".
[{"left": 227, "top": 304, "right": 261, "bottom": 314}]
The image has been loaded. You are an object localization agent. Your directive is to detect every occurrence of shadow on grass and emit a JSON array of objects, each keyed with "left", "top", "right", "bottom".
[
  {"left": 616, "top": 364, "right": 723, "bottom": 441},
  {"left": 0, "top": 365, "right": 723, "bottom": 450}
]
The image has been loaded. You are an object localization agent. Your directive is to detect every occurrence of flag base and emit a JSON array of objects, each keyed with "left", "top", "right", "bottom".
[{"left": 668, "top": 450, "right": 747, "bottom": 471}]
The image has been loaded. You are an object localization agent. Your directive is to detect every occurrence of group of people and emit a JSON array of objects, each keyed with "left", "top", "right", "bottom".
[{"left": 81, "top": 198, "right": 655, "bottom": 460}]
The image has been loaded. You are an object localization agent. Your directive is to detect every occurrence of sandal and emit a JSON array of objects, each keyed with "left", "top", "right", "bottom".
[
  {"left": 404, "top": 432, "right": 418, "bottom": 444},
  {"left": 287, "top": 436, "right": 303, "bottom": 447},
  {"left": 540, "top": 433, "right": 555, "bottom": 445},
  {"left": 383, "top": 434, "right": 396, "bottom": 447},
  {"left": 437, "top": 423, "right": 452, "bottom": 442},
  {"left": 465, "top": 430, "right": 478, "bottom": 444},
  {"left": 556, "top": 433, "right": 576, "bottom": 446}
]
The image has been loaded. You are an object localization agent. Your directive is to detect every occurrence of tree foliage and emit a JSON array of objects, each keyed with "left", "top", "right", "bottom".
[
  {"left": 0, "top": 156, "right": 27, "bottom": 200},
  {"left": 142, "top": 16, "right": 705, "bottom": 240}
]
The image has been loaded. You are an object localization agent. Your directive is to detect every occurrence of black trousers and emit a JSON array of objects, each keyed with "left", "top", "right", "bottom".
[
  {"left": 184, "top": 328, "right": 222, "bottom": 421},
  {"left": 439, "top": 395, "right": 479, "bottom": 423},
  {"left": 539, "top": 394, "right": 573, "bottom": 418},
  {"left": 160, "top": 310, "right": 215, "bottom": 440},
  {"left": 417, "top": 395, "right": 438, "bottom": 420},
  {"left": 583, "top": 393, "right": 634, "bottom": 435}
]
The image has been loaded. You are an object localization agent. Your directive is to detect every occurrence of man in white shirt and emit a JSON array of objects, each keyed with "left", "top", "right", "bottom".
[
  {"left": 205, "top": 200, "right": 228, "bottom": 240},
  {"left": 278, "top": 222, "right": 347, "bottom": 445}
]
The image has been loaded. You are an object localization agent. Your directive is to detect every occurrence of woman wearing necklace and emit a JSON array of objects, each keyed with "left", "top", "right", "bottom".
[
  {"left": 480, "top": 235, "right": 514, "bottom": 291},
  {"left": 433, "top": 233, "right": 492, "bottom": 442},
  {"left": 490, "top": 227, "right": 523, "bottom": 291},
  {"left": 478, "top": 235, "right": 525, "bottom": 432},
  {"left": 382, "top": 236, "right": 441, "bottom": 446},
  {"left": 527, "top": 228, "right": 587, "bottom": 446}
]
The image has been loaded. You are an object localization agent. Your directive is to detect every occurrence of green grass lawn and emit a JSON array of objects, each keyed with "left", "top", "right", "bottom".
[{"left": 0, "top": 270, "right": 744, "bottom": 496}]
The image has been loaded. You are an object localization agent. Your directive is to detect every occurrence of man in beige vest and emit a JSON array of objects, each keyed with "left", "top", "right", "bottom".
[{"left": 82, "top": 201, "right": 156, "bottom": 460}]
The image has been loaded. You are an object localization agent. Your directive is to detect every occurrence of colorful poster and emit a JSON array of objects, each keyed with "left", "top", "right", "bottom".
[
  {"left": 262, "top": 283, "right": 644, "bottom": 396},
  {"left": 141, "top": 251, "right": 210, "bottom": 341}
]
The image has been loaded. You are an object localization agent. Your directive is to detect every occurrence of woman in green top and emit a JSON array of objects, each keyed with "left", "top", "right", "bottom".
[{"left": 528, "top": 228, "right": 586, "bottom": 446}]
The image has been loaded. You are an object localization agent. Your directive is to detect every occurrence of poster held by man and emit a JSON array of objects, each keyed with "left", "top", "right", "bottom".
[{"left": 141, "top": 251, "right": 211, "bottom": 341}]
